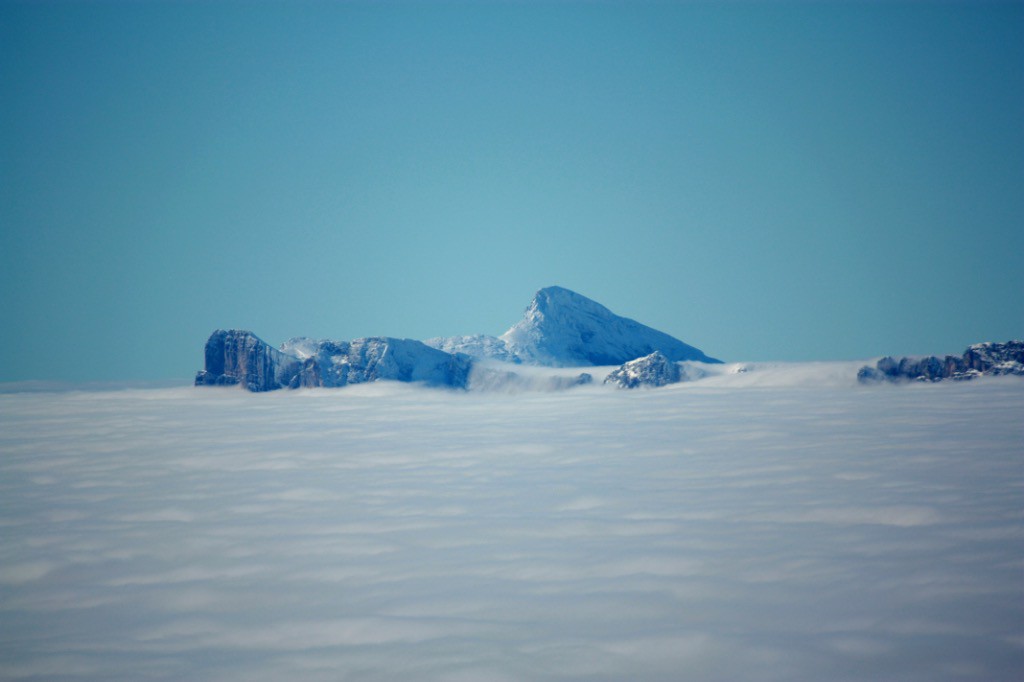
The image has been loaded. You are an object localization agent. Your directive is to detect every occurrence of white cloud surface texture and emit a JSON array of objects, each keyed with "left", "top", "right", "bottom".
[{"left": 1, "top": 375, "right": 1022, "bottom": 681}]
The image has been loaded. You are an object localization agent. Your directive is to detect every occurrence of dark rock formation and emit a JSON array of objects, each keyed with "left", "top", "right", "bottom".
[
  {"left": 195, "top": 330, "right": 302, "bottom": 392},
  {"left": 857, "top": 340, "right": 1024, "bottom": 383},
  {"left": 604, "top": 351, "right": 683, "bottom": 389}
]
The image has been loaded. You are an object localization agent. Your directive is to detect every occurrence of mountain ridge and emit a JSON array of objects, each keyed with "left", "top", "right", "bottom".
[
  {"left": 857, "top": 340, "right": 1024, "bottom": 382},
  {"left": 196, "top": 286, "right": 719, "bottom": 391}
]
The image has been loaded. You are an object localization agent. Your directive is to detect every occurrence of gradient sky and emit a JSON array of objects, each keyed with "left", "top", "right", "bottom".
[{"left": 2, "top": 1, "right": 1022, "bottom": 382}]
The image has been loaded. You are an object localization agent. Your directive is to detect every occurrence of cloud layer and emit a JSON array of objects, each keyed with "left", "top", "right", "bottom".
[{"left": 1, "top": 378, "right": 1022, "bottom": 681}]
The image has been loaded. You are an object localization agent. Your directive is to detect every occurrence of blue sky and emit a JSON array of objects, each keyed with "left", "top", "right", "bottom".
[{"left": 2, "top": 1, "right": 1022, "bottom": 382}]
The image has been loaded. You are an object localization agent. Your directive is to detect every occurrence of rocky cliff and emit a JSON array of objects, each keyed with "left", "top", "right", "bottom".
[
  {"left": 196, "top": 331, "right": 472, "bottom": 392},
  {"left": 195, "top": 330, "right": 302, "bottom": 392},
  {"left": 281, "top": 336, "right": 473, "bottom": 389},
  {"left": 604, "top": 351, "right": 683, "bottom": 389},
  {"left": 857, "top": 340, "right": 1024, "bottom": 383}
]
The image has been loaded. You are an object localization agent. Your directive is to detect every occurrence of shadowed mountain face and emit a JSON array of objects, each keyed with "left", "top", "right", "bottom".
[
  {"left": 428, "top": 286, "right": 720, "bottom": 367},
  {"left": 858, "top": 340, "right": 1024, "bottom": 383}
]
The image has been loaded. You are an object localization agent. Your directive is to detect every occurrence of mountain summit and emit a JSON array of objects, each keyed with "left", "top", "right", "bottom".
[
  {"left": 427, "top": 286, "right": 719, "bottom": 366},
  {"left": 499, "top": 286, "right": 720, "bottom": 366}
]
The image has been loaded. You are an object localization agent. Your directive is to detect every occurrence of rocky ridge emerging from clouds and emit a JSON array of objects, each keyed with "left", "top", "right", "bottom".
[
  {"left": 195, "top": 290, "right": 1019, "bottom": 392},
  {"left": 197, "top": 286, "right": 720, "bottom": 391},
  {"left": 857, "top": 340, "right": 1024, "bottom": 383},
  {"left": 604, "top": 351, "right": 682, "bottom": 389}
]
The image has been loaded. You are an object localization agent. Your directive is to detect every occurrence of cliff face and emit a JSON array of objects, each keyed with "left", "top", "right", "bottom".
[
  {"left": 857, "top": 341, "right": 1024, "bottom": 383},
  {"left": 198, "top": 286, "right": 722, "bottom": 392},
  {"left": 196, "top": 331, "right": 472, "bottom": 392},
  {"left": 195, "top": 330, "right": 301, "bottom": 392}
]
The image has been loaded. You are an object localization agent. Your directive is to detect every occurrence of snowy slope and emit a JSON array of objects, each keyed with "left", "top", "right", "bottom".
[
  {"left": 425, "top": 286, "right": 719, "bottom": 367},
  {"left": 422, "top": 334, "right": 518, "bottom": 363},
  {"left": 194, "top": 332, "right": 471, "bottom": 391},
  {"left": 279, "top": 336, "right": 472, "bottom": 389}
]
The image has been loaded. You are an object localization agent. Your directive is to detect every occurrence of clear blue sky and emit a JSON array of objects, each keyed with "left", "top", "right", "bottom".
[{"left": 2, "top": 1, "right": 1022, "bottom": 382}]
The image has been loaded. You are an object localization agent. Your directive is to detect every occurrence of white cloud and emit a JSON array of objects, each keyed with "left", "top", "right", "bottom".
[
  {"left": 0, "top": 376, "right": 1022, "bottom": 680},
  {"left": 0, "top": 561, "right": 56, "bottom": 585}
]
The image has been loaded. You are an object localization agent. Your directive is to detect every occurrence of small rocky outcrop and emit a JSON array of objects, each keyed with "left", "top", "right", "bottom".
[
  {"left": 604, "top": 351, "right": 683, "bottom": 389},
  {"left": 857, "top": 340, "right": 1024, "bottom": 383}
]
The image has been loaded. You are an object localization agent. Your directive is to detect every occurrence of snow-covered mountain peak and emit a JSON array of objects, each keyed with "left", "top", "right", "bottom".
[
  {"left": 527, "top": 285, "right": 613, "bottom": 316},
  {"left": 499, "top": 286, "right": 720, "bottom": 367}
]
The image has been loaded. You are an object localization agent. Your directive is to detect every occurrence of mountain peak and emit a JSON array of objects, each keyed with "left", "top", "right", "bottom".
[
  {"left": 528, "top": 286, "right": 613, "bottom": 317},
  {"left": 500, "top": 286, "right": 720, "bottom": 366}
]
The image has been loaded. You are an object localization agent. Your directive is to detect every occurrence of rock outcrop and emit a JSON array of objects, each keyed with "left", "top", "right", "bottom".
[
  {"left": 857, "top": 340, "right": 1024, "bottom": 383},
  {"left": 604, "top": 351, "right": 683, "bottom": 389},
  {"left": 195, "top": 330, "right": 302, "bottom": 392}
]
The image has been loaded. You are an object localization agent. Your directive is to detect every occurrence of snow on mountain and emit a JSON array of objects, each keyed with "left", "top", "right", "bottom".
[
  {"left": 499, "top": 286, "right": 720, "bottom": 367},
  {"left": 604, "top": 351, "right": 682, "bottom": 388},
  {"left": 601, "top": 352, "right": 711, "bottom": 389},
  {"left": 283, "top": 336, "right": 473, "bottom": 389},
  {"left": 196, "top": 331, "right": 471, "bottom": 391},
  {"left": 195, "top": 291, "right": 1019, "bottom": 393},
  {"left": 422, "top": 334, "right": 519, "bottom": 363}
]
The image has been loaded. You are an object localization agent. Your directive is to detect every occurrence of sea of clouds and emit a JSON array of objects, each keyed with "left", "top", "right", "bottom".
[{"left": 1, "top": 372, "right": 1022, "bottom": 681}]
